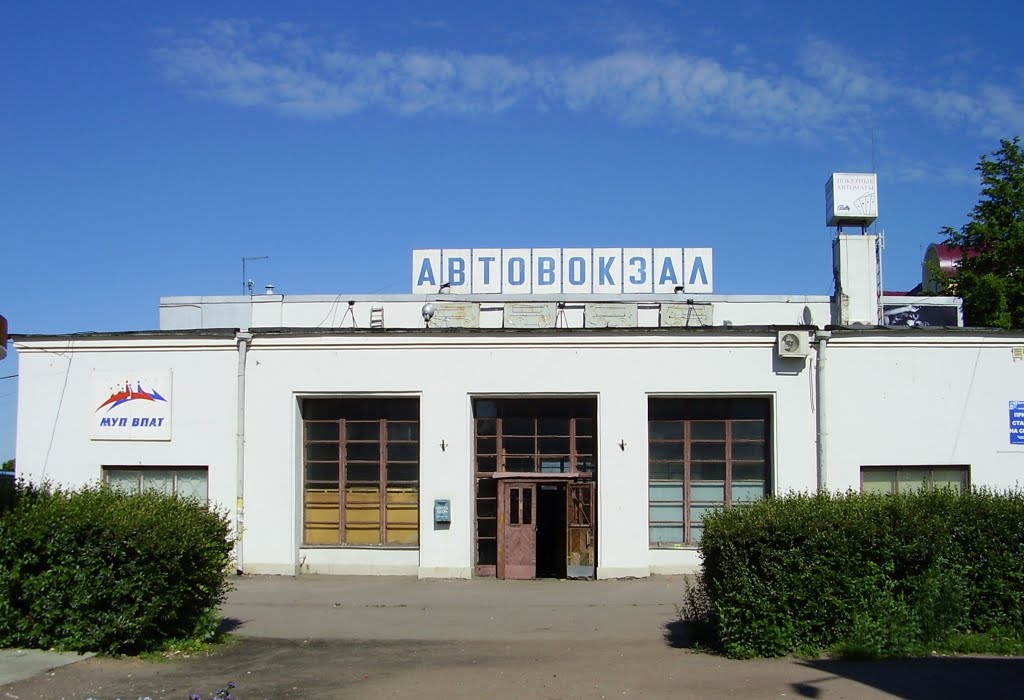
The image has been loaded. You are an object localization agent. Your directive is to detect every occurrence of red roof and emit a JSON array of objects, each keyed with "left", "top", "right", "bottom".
[{"left": 927, "top": 243, "right": 980, "bottom": 276}]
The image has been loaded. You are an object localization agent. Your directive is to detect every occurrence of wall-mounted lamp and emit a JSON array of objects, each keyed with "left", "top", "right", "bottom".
[
  {"left": 618, "top": 439, "right": 626, "bottom": 451},
  {"left": 438, "top": 282, "right": 452, "bottom": 294},
  {"left": 440, "top": 440, "right": 448, "bottom": 452},
  {"left": 421, "top": 302, "right": 436, "bottom": 328},
  {"left": 673, "top": 286, "right": 685, "bottom": 294}
]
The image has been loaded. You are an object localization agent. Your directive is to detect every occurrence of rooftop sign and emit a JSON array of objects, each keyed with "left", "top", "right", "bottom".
[
  {"left": 412, "top": 248, "right": 713, "bottom": 295},
  {"left": 826, "top": 173, "right": 878, "bottom": 227}
]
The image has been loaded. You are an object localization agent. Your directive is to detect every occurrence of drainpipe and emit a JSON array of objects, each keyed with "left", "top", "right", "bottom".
[
  {"left": 235, "top": 330, "right": 253, "bottom": 574},
  {"left": 814, "top": 330, "right": 831, "bottom": 493}
]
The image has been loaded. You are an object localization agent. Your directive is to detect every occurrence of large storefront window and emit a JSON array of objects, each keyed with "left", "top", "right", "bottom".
[
  {"left": 302, "top": 398, "right": 419, "bottom": 546},
  {"left": 648, "top": 397, "right": 771, "bottom": 546}
]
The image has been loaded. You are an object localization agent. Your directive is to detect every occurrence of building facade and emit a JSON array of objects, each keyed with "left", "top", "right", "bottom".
[{"left": 13, "top": 237, "right": 1024, "bottom": 579}]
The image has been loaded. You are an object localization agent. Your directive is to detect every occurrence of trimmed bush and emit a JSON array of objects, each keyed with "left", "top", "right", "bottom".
[
  {"left": 0, "top": 482, "right": 233, "bottom": 655},
  {"left": 698, "top": 489, "right": 1024, "bottom": 658}
]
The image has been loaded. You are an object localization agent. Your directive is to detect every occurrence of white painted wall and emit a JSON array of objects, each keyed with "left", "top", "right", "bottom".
[
  {"left": 16, "top": 327, "right": 1024, "bottom": 580},
  {"left": 823, "top": 334, "right": 1024, "bottom": 492},
  {"left": 15, "top": 337, "right": 239, "bottom": 537},
  {"left": 240, "top": 332, "right": 818, "bottom": 578}
]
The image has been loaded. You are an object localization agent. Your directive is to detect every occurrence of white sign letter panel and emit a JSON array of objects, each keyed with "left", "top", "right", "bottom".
[
  {"left": 412, "top": 250, "right": 441, "bottom": 294},
  {"left": 502, "top": 248, "right": 532, "bottom": 293},
  {"left": 472, "top": 249, "right": 501, "bottom": 294},
  {"left": 532, "top": 248, "right": 561, "bottom": 294},
  {"left": 622, "top": 248, "right": 653, "bottom": 293},
  {"left": 684, "top": 248, "right": 714, "bottom": 293},
  {"left": 441, "top": 249, "right": 472, "bottom": 293},
  {"left": 592, "top": 248, "right": 622, "bottom": 294},
  {"left": 561, "top": 248, "right": 592, "bottom": 294},
  {"left": 653, "top": 248, "right": 685, "bottom": 293}
]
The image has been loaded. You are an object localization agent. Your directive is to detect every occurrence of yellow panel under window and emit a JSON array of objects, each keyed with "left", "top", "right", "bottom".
[
  {"left": 386, "top": 507, "right": 418, "bottom": 524},
  {"left": 385, "top": 487, "right": 419, "bottom": 545},
  {"left": 345, "top": 524, "right": 382, "bottom": 545},
  {"left": 304, "top": 488, "right": 340, "bottom": 543},
  {"left": 304, "top": 523, "right": 340, "bottom": 544},
  {"left": 305, "top": 502, "right": 340, "bottom": 525},
  {"left": 306, "top": 489, "right": 340, "bottom": 504},
  {"left": 386, "top": 527, "right": 418, "bottom": 545},
  {"left": 346, "top": 486, "right": 380, "bottom": 504}
]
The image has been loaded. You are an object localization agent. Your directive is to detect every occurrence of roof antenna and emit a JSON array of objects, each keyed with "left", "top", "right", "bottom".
[
  {"left": 870, "top": 129, "right": 877, "bottom": 233},
  {"left": 242, "top": 256, "right": 269, "bottom": 295}
]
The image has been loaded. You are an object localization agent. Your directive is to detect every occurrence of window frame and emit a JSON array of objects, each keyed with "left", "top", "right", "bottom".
[
  {"left": 302, "top": 398, "right": 420, "bottom": 548},
  {"left": 473, "top": 399, "right": 596, "bottom": 477},
  {"left": 102, "top": 465, "right": 209, "bottom": 504},
  {"left": 860, "top": 465, "right": 970, "bottom": 494},
  {"left": 648, "top": 397, "right": 772, "bottom": 548}
]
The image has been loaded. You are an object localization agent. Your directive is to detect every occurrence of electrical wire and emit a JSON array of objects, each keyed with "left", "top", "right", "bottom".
[
  {"left": 0, "top": 374, "right": 17, "bottom": 380},
  {"left": 315, "top": 294, "right": 344, "bottom": 328},
  {"left": 949, "top": 338, "right": 985, "bottom": 462},
  {"left": 41, "top": 340, "right": 74, "bottom": 479}
]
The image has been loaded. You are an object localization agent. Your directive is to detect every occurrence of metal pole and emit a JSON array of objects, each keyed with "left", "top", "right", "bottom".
[
  {"left": 242, "top": 256, "right": 269, "bottom": 295},
  {"left": 814, "top": 330, "right": 831, "bottom": 493},
  {"left": 235, "top": 331, "right": 252, "bottom": 573}
]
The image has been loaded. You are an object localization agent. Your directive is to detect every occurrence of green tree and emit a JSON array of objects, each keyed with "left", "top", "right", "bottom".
[
  {"left": 1, "top": 459, "right": 12, "bottom": 473},
  {"left": 939, "top": 137, "right": 1024, "bottom": 328}
]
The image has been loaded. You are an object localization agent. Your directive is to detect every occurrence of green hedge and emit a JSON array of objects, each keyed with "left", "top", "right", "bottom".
[
  {"left": 0, "top": 482, "right": 233, "bottom": 655},
  {"left": 698, "top": 490, "right": 1024, "bottom": 658}
]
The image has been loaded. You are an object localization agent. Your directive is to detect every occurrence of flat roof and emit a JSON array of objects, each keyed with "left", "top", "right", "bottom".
[
  {"left": 13, "top": 324, "right": 1024, "bottom": 343},
  {"left": 161, "top": 293, "right": 835, "bottom": 304}
]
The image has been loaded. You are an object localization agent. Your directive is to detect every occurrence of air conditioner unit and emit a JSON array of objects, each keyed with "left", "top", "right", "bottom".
[{"left": 777, "top": 330, "right": 810, "bottom": 358}]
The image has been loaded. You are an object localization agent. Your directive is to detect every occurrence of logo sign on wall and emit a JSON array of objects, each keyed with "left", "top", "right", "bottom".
[
  {"left": 91, "top": 371, "right": 172, "bottom": 441},
  {"left": 412, "top": 248, "right": 713, "bottom": 295},
  {"left": 1011, "top": 401, "right": 1024, "bottom": 445}
]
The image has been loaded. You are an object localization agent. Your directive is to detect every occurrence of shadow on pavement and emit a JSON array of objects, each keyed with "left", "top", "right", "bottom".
[
  {"left": 218, "top": 617, "right": 244, "bottom": 634},
  {"left": 793, "top": 657, "right": 1024, "bottom": 699},
  {"left": 663, "top": 618, "right": 715, "bottom": 650}
]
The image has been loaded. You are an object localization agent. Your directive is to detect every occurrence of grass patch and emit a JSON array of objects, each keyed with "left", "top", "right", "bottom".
[
  {"left": 831, "top": 630, "right": 1024, "bottom": 660},
  {"left": 139, "top": 612, "right": 235, "bottom": 660},
  {"left": 140, "top": 633, "right": 236, "bottom": 661}
]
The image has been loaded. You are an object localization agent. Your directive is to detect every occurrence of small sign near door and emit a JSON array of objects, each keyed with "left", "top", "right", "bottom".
[{"left": 433, "top": 499, "right": 451, "bottom": 524}]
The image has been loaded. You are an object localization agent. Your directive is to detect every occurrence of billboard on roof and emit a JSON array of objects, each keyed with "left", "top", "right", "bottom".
[
  {"left": 412, "top": 248, "right": 713, "bottom": 295},
  {"left": 826, "top": 173, "right": 878, "bottom": 227}
]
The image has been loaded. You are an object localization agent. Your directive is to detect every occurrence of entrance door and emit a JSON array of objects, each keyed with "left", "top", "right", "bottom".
[
  {"left": 498, "top": 482, "right": 537, "bottom": 579},
  {"left": 566, "top": 482, "right": 595, "bottom": 579}
]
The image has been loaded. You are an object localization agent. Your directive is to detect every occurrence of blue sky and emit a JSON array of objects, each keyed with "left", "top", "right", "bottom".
[{"left": 2, "top": 0, "right": 1023, "bottom": 460}]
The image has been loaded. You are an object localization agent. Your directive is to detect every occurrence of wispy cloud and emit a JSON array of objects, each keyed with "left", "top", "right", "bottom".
[
  {"left": 153, "top": 19, "right": 1024, "bottom": 143},
  {"left": 889, "top": 157, "right": 980, "bottom": 187}
]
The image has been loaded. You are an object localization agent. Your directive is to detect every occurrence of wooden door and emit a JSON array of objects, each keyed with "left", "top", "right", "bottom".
[
  {"left": 566, "top": 482, "right": 595, "bottom": 579},
  {"left": 498, "top": 482, "right": 537, "bottom": 580}
]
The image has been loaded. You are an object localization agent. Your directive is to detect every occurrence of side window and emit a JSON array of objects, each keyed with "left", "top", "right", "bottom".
[
  {"left": 861, "top": 466, "right": 969, "bottom": 494},
  {"left": 103, "top": 466, "right": 208, "bottom": 504}
]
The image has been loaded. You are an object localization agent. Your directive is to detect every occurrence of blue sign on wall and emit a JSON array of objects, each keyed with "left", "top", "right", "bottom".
[
  {"left": 433, "top": 499, "right": 451, "bottom": 524},
  {"left": 1011, "top": 401, "right": 1024, "bottom": 445}
]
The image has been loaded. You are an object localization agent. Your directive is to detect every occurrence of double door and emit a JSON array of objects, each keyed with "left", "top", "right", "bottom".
[{"left": 496, "top": 480, "right": 595, "bottom": 580}]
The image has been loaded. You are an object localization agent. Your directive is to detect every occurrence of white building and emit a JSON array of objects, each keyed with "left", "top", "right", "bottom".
[{"left": 13, "top": 235, "right": 1024, "bottom": 579}]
